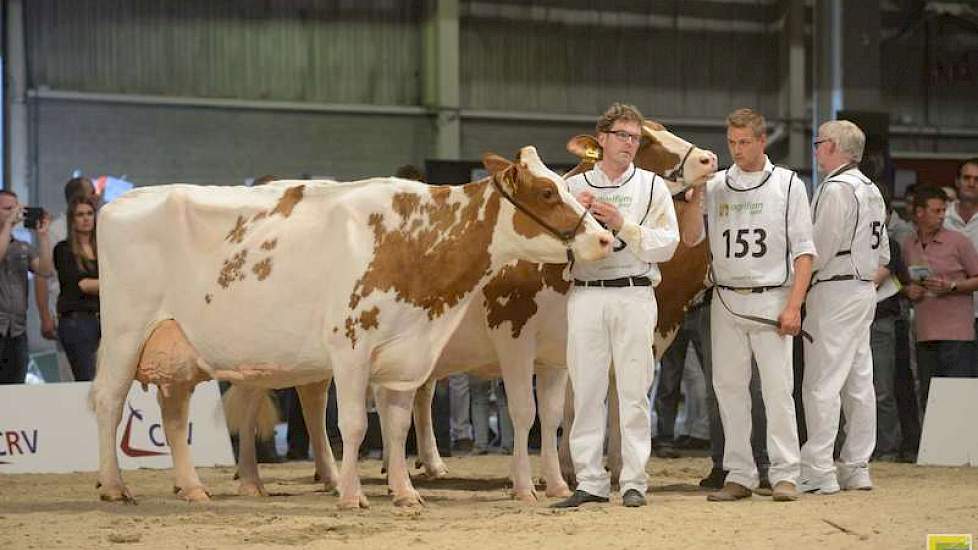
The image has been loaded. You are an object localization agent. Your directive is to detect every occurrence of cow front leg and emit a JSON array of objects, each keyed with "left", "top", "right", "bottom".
[
  {"left": 158, "top": 384, "right": 211, "bottom": 502},
  {"left": 376, "top": 387, "right": 424, "bottom": 507},
  {"left": 230, "top": 387, "right": 268, "bottom": 497},
  {"left": 334, "top": 369, "right": 370, "bottom": 509},
  {"left": 297, "top": 380, "right": 339, "bottom": 492},
  {"left": 497, "top": 348, "right": 538, "bottom": 503},
  {"left": 536, "top": 367, "right": 572, "bottom": 498},
  {"left": 413, "top": 377, "right": 447, "bottom": 478}
]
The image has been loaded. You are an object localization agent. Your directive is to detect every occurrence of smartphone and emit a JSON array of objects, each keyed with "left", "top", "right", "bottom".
[{"left": 23, "top": 207, "right": 45, "bottom": 230}]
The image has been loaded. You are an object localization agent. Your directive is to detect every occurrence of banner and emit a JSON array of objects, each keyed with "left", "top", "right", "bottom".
[{"left": 0, "top": 381, "right": 234, "bottom": 473}]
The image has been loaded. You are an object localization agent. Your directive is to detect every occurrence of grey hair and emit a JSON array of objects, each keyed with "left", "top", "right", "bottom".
[{"left": 819, "top": 120, "right": 866, "bottom": 163}]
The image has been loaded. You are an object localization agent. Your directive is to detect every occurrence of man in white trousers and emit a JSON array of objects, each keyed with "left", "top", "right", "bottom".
[
  {"left": 698, "top": 108, "right": 815, "bottom": 502},
  {"left": 801, "top": 120, "right": 889, "bottom": 494},
  {"left": 552, "top": 102, "right": 680, "bottom": 508}
]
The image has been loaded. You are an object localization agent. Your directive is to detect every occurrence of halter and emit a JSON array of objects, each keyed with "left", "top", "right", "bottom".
[
  {"left": 662, "top": 144, "right": 698, "bottom": 183},
  {"left": 490, "top": 174, "right": 589, "bottom": 247}
]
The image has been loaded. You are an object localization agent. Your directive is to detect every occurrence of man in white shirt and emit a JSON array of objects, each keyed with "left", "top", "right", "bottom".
[
  {"left": 552, "top": 103, "right": 680, "bottom": 508},
  {"left": 944, "top": 157, "right": 978, "bottom": 346},
  {"left": 694, "top": 108, "right": 815, "bottom": 502},
  {"left": 801, "top": 121, "right": 890, "bottom": 494}
]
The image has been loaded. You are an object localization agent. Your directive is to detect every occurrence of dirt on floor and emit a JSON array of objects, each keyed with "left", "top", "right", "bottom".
[{"left": 1, "top": 455, "right": 975, "bottom": 550}]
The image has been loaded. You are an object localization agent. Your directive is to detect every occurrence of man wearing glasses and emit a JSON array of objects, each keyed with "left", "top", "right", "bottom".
[
  {"left": 552, "top": 102, "right": 679, "bottom": 508},
  {"left": 801, "top": 120, "right": 889, "bottom": 494},
  {"left": 691, "top": 108, "right": 815, "bottom": 502}
]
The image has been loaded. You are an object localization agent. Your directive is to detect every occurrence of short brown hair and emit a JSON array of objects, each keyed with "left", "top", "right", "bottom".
[
  {"left": 596, "top": 102, "right": 644, "bottom": 134},
  {"left": 727, "top": 108, "right": 766, "bottom": 138},
  {"left": 913, "top": 185, "right": 948, "bottom": 211}
]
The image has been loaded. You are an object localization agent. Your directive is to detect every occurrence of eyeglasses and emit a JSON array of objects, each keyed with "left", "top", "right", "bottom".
[
  {"left": 812, "top": 138, "right": 830, "bottom": 149},
  {"left": 604, "top": 130, "right": 642, "bottom": 144}
]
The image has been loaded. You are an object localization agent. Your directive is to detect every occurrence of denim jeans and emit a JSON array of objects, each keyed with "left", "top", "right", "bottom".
[
  {"left": 0, "top": 332, "right": 28, "bottom": 384},
  {"left": 57, "top": 315, "right": 101, "bottom": 382}
]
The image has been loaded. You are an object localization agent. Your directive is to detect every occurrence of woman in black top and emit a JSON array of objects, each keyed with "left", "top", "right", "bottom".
[{"left": 54, "top": 196, "right": 100, "bottom": 381}]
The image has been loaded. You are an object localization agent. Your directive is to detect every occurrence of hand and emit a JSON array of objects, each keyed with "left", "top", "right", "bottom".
[
  {"left": 40, "top": 314, "right": 57, "bottom": 340},
  {"left": 3, "top": 204, "right": 23, "bottom": 229},
  {"left": 777, "top": 305, "right": 802, "bottom": 337},
  {"left": 575, "top": 191, "right": 594, "bottom": 210},
  {"left": 906, "top": 283, "right": 925, "bottom": 302},
  {"left": 922, "top": 276, "right": 954, "bottom": 296},
  {"left": 34, "top": 212, "right": 51, "bottom": 237},
  {"left": 685, "top": 186, "right": 705, "bottom": 206},
  {"left": 589, "top": 200, "right": 624, "bottom": 232}
]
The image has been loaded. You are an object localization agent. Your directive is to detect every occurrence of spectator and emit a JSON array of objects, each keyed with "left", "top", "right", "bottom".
[
  {"left": 52, "top": 196, "right": 101, "bottom": 381},
  {"left": 943, "top": 157, "right": 978, "bottom": 348},
  {"left": 903, "top": 185, "right": 978, "bottom": 412},
  {"left": 871, "top": 237, "right": 910, "bottom": 461},
  {"left": 0, "top": 190, "right": 54, "bottom": 384}
]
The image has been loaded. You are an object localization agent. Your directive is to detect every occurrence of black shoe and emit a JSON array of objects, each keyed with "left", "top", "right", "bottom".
[
  {"left": 550, "top": 490, "right": 609, "bottom": 508},
  {"left": 622, "top": 489, "right": 647, "bottom": 507},
  {"left": 653, "top": 441, "right": 680, "bottom": 459},
  {"left": 753, "top": 475, "right": 773, "bottom": 496},
  {"left": 699, "top": 468, "right": 727, "bottom": 489}
]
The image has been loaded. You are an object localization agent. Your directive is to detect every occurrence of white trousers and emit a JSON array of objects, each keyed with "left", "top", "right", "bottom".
[
  {"left": 711, "top": 288, "right": 800, "bottom": 488},
  {"left": 802, "top": 281, "right": 877, "bottom": 482},
  {"left": 567, "top": 286, "right": 656, "bottom": 497}
]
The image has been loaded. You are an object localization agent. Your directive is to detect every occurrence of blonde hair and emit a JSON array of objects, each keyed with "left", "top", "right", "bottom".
[
  {"left": 596, "top": 102, "right": 644, "bottom": 134},
  {"left": 726, "top": 108, "right": 766, "bottom": 138},
  {"left": 67, "top": 196, "right": 98, "bottom": 273}
]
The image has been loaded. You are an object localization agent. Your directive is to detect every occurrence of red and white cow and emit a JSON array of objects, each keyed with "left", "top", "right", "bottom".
[
  {"left": 228, "top": 120, "right": 716, "bottom": 501},
  {"left": 89, "top": 146, "right": 612, "bottom": 508}
]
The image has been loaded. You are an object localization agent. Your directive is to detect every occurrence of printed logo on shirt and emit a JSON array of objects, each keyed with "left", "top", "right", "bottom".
[
  {"left": 600, "top": 194, "right": 633, "bottom": 210},
  {"left": 717, "top": 202, "right": 763, "bottom": 217}
]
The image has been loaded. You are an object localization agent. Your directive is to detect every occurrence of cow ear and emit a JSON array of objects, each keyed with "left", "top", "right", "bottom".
[
  {"left": 482, "top": 153, "right": 512, "bottom": 176},
  {"left": 566, "top": 135, "right": 602, "bottom": 162}
]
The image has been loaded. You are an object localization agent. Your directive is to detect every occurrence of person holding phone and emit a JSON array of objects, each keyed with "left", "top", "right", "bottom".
[
  {"left": 0, "top": 190, "right": 53, "bottom": 384},
  {"left": 52, "top": 196, "right": 100, "bottom": 381}
]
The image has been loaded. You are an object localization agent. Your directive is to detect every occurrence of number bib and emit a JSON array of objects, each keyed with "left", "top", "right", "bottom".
[
  {"left": 708, "top": 167, "right": 795, "bottom": 288},
  {"left": 812, "top": 169, "right": 887, "bottom": 282}
]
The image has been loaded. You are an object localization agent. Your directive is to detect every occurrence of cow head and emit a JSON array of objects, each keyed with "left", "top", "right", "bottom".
[
  {"left": 566, "top": 120, "right": 718, "bottom": 194},
  {"left": 484, "top": 146, "right": 612, "bottom": 264}
]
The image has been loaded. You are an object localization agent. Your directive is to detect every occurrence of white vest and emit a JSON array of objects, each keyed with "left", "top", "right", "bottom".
[
  {"left": 567, "top": 166, "right": 659, "bottom": 281},
  {"left": 708, "top": 166, "right": 799, "bottom": 288},
  {"left": 812, "top": 168, "right": 887, "bottom": 282}
]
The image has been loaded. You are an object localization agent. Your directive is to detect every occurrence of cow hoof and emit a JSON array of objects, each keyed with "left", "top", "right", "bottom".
[
  {"left": 177, "top": 486, "right": 211, "bottom": 502},
  {"left": 422, "top": 462, "right": 448, "bottom": 479},
  {"left": 99, "top": 487, "right": 136, "bottom": 505},
  {"left": 393, "top": 490, "right": 425, "bottom": 507},
  {"left": 512, "top": 489, "right": 539, "bottom": 503},
  {"left": 545, "top": 484, "right": 573, "bottom": 498},
  {"left": 238, "top": 483, "right": 268, "bottom": 497},
  {"left": 313, "top": 471, "right": 321, "bottom": 483},
  {"left": 337, "top": 494, "right": 369, "bottom": 510}
]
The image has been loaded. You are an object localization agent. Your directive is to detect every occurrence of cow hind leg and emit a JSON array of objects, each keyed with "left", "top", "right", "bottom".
[
  {"left": 91, "top": 336, "right": 142, "bottom": 503},
  {"left": 296, "top": 380, "right": 340, "bottom": 493},
  {"left": 224, "top": 385, "right": 269, "bottom": 497},
  {"left": 536, "top": 367, "right": 572, "bottom": 498},
  {"left": 413, "top": 378, "right": 447, "bottom": 478},
  {"left": 158, "top": 384, "right": 210, "bottom": 502},
  {"left": 558, "top": 382, "right": 576, "bottom": 488},
  {"left": 376, "top": 387, "right": 424, "bottom": 507},
  {"left": 333, "top": 369, "right": 371, "bottom": 509},
  {"left": 606, "top": 372, "right": 623, "bottom": 487}
]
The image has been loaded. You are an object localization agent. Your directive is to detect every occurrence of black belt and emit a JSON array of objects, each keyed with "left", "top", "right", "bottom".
[
  {"left": 717, "top": 285, "right": 784, "bottom": 295},
  {"left": 574, "top": 276, "right": 652, "bottom": 288},
  {"left": 60, "top": 311, "right": 99, "bottom": 320},
  {"left": 811, "top": 274, "right": 861, "bottom": 287}
]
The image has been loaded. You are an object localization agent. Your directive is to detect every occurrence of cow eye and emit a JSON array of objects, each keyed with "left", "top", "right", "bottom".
[{"left": 541, "top": 188, "right": 555, "bottom": 201}]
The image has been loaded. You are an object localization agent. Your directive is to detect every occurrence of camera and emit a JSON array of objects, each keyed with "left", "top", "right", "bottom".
[{"left": 23, "top": 207, "right": 45, "bottom": 230}]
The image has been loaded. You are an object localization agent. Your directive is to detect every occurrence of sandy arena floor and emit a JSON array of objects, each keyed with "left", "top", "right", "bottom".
[{"left": 1, "top": 455, "right": 975, "bottom": 549}]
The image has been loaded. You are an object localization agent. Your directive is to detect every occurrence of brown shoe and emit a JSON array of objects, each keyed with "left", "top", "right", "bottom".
[
  {"left": 707, "top": 482, "right": 752, "bottom": 502},
  {"left": 772, "top": 481, "right": 799, "bottom": 502}
]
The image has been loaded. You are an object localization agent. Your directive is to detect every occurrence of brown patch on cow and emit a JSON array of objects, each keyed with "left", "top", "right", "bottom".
[
  {"left": 344, "top": 180, "right": 501, "bottom": 347},
  {"left": 252, "top": 257, "right": 272, "bottom": 281},
  {"left": 252, "top": 210, "right": 268, "bottom": 222},
  {"left": 344, "top": 317, "right": 358, "bottom": 348},
  {"left": 359, "top": 306, "right": 380, "bottom": 330},
  {"left": 260, "top": 238, "right": 277, "bottom": 251},
  {"left": 225, "top": 215, "right": 248, "bottom": 244},
  {"left": 637, "top": 124, "right": 682, "bottom": 176},
  {"left": 204, "top": 294, "right": 212, "bottom": 304},
  {"left": 218, "top": 249, "right": 248, "bottom": 289},
  {"left": 654, "top": 200, "right": 710, "bottom": 340},
  {"left": 332, "top": 326, "right": 338, "bottom": 334},
  {"left": 482, "top": 261, "right": 570, "bottom": 338},
  {"left": 644, "top": 120, "right": 665, "bottom": 132},
  {"left": 509, "top": 165, "right": 582, "bottom": 241},
  {"left": 270, "top": 185, "right": 305, "bottom": 218}
]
